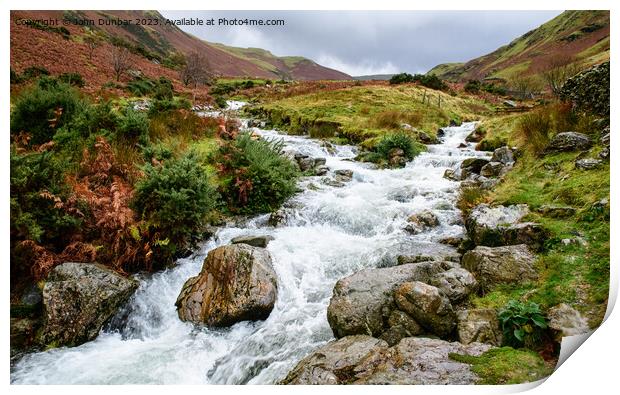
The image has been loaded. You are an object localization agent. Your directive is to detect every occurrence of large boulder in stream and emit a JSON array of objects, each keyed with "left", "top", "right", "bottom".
[
  {"left": 38, "top": 262, "right": 138, "bottom": 347},
  {"left": 176, "top": 244, "right": 278, "bottom": 327},
  {"left": 465, "top": 204, "right": 547, "bottom": 249},
  {"left": 281, "top": 335, "right": 492, "bottom": 385},
  {"left": 462, "top": 244, "right": 538, "bottom": 292},
  {"left": 327, "top": 260, "right": 474, "bottom": 343}
]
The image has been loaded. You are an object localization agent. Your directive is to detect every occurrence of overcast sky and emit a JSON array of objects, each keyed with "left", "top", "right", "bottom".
[{"left": 160, "top": 10, "right": 562, "bottom": 76}]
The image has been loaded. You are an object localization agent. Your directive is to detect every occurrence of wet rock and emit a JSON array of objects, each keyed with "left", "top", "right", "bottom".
[
  {"left": 387, "top": 186, "right": 418, "bottom": 202},
  {"left": 479, "top": 177, "right": 501, "bottom": 191},
  {"left": 417, "top": 131, "right": 439, "bottom": 144},
  {"left": 231, "top": 235, "right": 274, "bottom": 248},
  {"left": 547, "top": 303, "right": 590, "bottom": 341},
  {"left": 537, "top": 205, "right": 576, "bottom": 218},
  {"left": 297, "top": 156, "right": 315, "bottom": 172},
  {"left": 314, "top": 165, "right": 329, "bottom": 176},
  {"left": 314, "top": 157, "right": 327, "bottom": 167},
  {"left": 397, "top": 253, "right": 461, "bottom": 265},
  {"left": 280, "top": 335, "right": 389, "bottom": 384},
  {"left": 575, "top": 158, "right": 603, "bottom": 170},
  {"left": 438, "top": 236, "right": 465, "bottom": 247},
  {"left": 465, "top": 129, "right": 485, "bottom": 143},
  {"left": 389, "top": 155, "right": 408, "bottom": 168},
  {"left": 458, "top": 143, "right": 468, "bottom": 148},
  {"left": 443, "top": 169, "right": 459, "bottom": 181},
  {"left": 466, "top": 204, "right": 547, "bottom": 249},
  {"left": 388, "top": 148, "right": 405, "bottom": 158},
  {"left": 282, "top": 335, "right": 492, "bottom": 385},
  {"left": 405, "top": 210, "right": 439, "bottom": 234},
  {"left": 355, "top": 337, "right": 492, "bottom": 385},
  {"left": 480, "top": 162, "right": 504, "bottom": 178},
  {"left": 394, "top": 281, "right": 456, "bottom": 338},
  {"left": 545, "top": 132, "right": 593, "bottom": 153},
  {"left": 268, "top": 208, "right": 294, "bottom": 226},
  {"left": 335, "top": 169, "right": 353, "bottom": 179},
  {"left": 429, "top": 268, "right": 478, "bottom": 303},
  {"left": 437, "top": 128, "right": 445, "bottom": 138},
  {"left": 462, "top": 244, "right": 538, "bottom": 292},
  {"left": 380, "top": 310, "right": 424, "bottom": 345},
  {"left": 176, "top": 244, "right": 277, "bottom": 327},
  {"left": 11, "top": 317, "right": 40, "bottom": 353},
  {"left": 11, "top": 284, "right": 43, "bottom": 318},
  {"left": 449, "top": 119, "right": 459, "bottom": 127},
  {"left": 491, "top": 146, "right": 515, "bottom": 165},
  {"left": 327, "top": 261, "right": 453, "bottom": 338},
  {"left": 460, "top": 158, "right": 490, "bottom": 177},
  {"left": 38, "top": 262, "right": 138, "bottom": 347},
  {"left": 322, "top": 178, "right": 346, "bottom": 188},
  {"left": 457, "top": 308, "right": 502, "bottom": 346}
]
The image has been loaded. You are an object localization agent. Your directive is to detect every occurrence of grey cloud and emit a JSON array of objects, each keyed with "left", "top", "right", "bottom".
[{"left": 160, "top": 10, "right": 562, "bottom": 76}]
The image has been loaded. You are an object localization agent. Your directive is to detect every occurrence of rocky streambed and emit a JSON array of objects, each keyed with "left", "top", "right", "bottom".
[{"left": 11, "top": 116, "right": 586, "bottom": 384}]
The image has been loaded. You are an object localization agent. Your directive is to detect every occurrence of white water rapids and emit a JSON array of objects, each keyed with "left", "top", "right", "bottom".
[{"left": 11, "top": 117, "right": 489, "bottom": 384}]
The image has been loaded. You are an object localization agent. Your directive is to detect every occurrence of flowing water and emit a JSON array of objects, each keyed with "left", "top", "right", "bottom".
[{"left": 11, "top": 114, "right": 489, "bottom": 384}]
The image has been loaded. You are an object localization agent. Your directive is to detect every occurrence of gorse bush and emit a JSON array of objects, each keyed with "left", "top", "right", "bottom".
[
  {"left": 498, "top": 300, "right": 548, "bottom": 349},
  {"left": 216, "top": 132, "right": 299, "bottom": 214},
  {"left": 10, "top": 149, "right": 81, "bottom": 246},
  {"left": 133, "top": 151, "right": 219, "bottom": 254},
  {"left": 10, "top": 79, "right": 82, "bottom": 145},
  {"left": 118, "top": 106, "right": 150, "bottom": 145},
  {"left": 58, "top": 72, "right": 85, "bottom": 87}
]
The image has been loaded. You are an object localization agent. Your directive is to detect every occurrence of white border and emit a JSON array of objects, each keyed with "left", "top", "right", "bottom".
[{"left": 2, "top": 1, "right": 617, "bottom": 394}]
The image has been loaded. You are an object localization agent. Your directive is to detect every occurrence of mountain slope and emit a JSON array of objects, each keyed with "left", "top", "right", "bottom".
[
  {"left": 10, "top": 10, "right": 351, "bottom": 83},
  {"left": 428, "top": 10, "right": 609, "bottom": 81}
]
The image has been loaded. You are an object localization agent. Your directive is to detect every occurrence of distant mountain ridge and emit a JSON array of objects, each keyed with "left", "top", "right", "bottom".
[
  {"left": 427, "top": 10, "right": 609, "bottom": 82},
  {"left": 10, "top": 10, "right": 351, "bottom": 81}
]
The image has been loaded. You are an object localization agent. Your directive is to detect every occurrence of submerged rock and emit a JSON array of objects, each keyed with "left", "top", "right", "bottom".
[
  {"left": 462, "top": 244, "right": 538, "bottom": 292},
  {"left": 176, "top": 244, "right": 277, "bottom": 327},
  {"left": 457, "top": 308, "right": 502, "bottom": 346},
  {"left": 231, "top": 235, "right": 274, "bottom": 248},
  {"left": 38, "top": 262, "right": 138, "bottom": 347},
  {"left": 282, "top": 335, "right": 493, "bottom": 385},
  {"left": 545, "top": 132, "right": 592, "bottom": 153}
]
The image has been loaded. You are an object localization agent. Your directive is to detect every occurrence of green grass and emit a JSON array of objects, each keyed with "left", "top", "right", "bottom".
[
  {"left": 253, "top": 84, "right": 491, "bottom": 146},
  {"left": 449, "top": 347, "right": 553, "bottom": 384},
  {"left": 470, "top": 145, "right": 609, "bottom": 327}
]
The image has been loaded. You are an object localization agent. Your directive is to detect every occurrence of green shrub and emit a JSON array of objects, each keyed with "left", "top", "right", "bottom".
[
  {"left": 22, "top": 66, "right": 50, "bottom": 80},
  {"left": 11, "top": 69, "right": 24, "bottom": 84},
  {"left": 464, "top": 80, "right": 481, "bottom": 93},
  {"left": 153, "top": 77, "right": 174, "bottom": 100},
  {"left": 58, "top": 72, "right": 85, "bottom": 87},
  {"left": 10, "top": 79, "right": 82, "bottom": 145},
  {"left": 126, "top": 76, "right": 157, "bottom": 96},
  {"left": 389, "top": 73, "right": 448, "bottom": 90},
  {"left": 147, "top": 97, "right": 191, "bottom": 116},
  {"left": 216, "top": 133, "right": 299, "bottom": 214},
  {"left": 133, "top": 151, "right": 219, "bottom": 252},
  {"left": 118, "top": 107, "right": 150, "bottom": 144},
  {"left": 498, "top": 300, "right": 547, "bottom": 349},
  {"left": 376, "top": 132, "right": 423, "bottom": 160},
  {"left": 214, "top": 95, "right": 227, "bottom": 109},
  {"left": 10, "top": 149, "right": 81, "bottom": 245}
]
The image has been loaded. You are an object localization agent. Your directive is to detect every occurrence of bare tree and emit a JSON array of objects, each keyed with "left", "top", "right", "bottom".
[
  {"left": 179, "top": 52, "right": 214, "bottom": 100},
  {"left": 542, "top": 56, "right": 582, "bottom": 97},
  {"left": 84, "top": 35, "right": 100, "bottom": 61},
  {"left": 509, "top": 75, "right": 541, "bottom": 100},
  {"left": 111, "top": 46, "right": 132, "bottom": 82}
]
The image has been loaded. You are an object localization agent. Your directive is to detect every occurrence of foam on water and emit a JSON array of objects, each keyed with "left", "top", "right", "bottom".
[{"left": 11, "top": 120, "right": 485, "bottom": 384}]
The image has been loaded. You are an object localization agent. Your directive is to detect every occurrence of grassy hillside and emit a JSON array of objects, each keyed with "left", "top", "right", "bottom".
[
  {"left": 251, "top": 84, "right": 492, "bottom": 146},
  {"left": 429, "top": 10, "right": 609, "bottom": 82}
]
